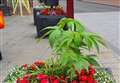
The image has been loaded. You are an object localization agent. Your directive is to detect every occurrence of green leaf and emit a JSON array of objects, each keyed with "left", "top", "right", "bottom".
[
  {"left": 92, "top": 34, "right": 107, "bottom": 47},
  {"left": 67, "top": 21, "right": 75, "bottom": 31},
  {"left": 74, "top": 20, "right": 85, "bottom": 32},
  {"left": 73, "top": 32, "right": 82, "bottom": 48},
  {"left": 83, "top": 56, "right": 100, "bottom": 66},
  {"left": 74, "top": 56, "right": 90, "bottom": 70},
  {"left": 90, "top": 36, "right": 100, "bottom": 53},
  {"left": 49, "top": 29, "right": 62, "bottom": 47}
]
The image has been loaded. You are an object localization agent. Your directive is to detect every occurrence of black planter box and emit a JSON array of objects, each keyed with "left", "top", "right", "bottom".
[
  {"left": 33, "top": 8, "right": 41, "bottom": 25},
  {"left": 36, "top": 14, "right": 65, "bottom": 37},
  {"left": 44, "top": 0, "right": 59, "bottom": 6}
]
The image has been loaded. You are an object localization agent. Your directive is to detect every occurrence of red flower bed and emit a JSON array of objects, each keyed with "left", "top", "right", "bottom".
[
  {"left": 15, "top": 61, "right": 96, "bottom": 83},
  {"left": 39, "top": 7, "right": 65, "bottom": 16}
]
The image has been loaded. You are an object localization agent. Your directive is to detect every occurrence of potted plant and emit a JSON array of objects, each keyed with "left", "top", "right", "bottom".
[
  {"left": 35, "top": 6, "right": 66, "bottom": 37},
  {"left": 4, "top": 18, "right": 115, "bottom": 83},
  {"left": 32, "top": 0, "right": 49, "bottom": 25},
  {"left": 33, "top": 0, "right": 59, "bottom": 25},
  {"left": 33, "top": 0, "right": 66, "bottom": 37}
]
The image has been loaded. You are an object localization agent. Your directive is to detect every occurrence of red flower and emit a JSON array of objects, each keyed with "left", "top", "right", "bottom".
[
  {"left": 20, "top": 79, "right": 29, "bottom": 83},
  {"left": 34, "top": 60, "right": 45, "bottom": 67},
  {"left": 30, "top": 64, "right": 36, "bottom": 70},
  {"left": 87, "top": 76, "right": 94, "bottom": 83},
  {"left": 75, "top": 70, "right": 79, "bottom": 77},
  {"left": 40, "top": 79, "right": 49, "bottom": 83},
  {"left": 49, "top": 76, "right": 60, "bottom": 83},
  {"left": 80, "top": 81, "right": 86, "bottom": 83},
  {"left": 50, "top": 76, "right": 56, "bottom": 80},
  {"left": 16, "top": 77, "right": 21, "bottom": 83},
  {"left": 60, "top": 74, "right": 66, "bottom": 82},
  {"left": 80, "top": 69, "right": 85, "bottom": 75},
  {"left": 75, "top": 65, "right": 97, "bottom": 83},
  {"left": 88, "top": 68, "right": 96, "bottom": 75},
  {"left": 79, "top": 75, "right": 87, "bottom": 81},
  {"left": 36, "top": 74, "right": 48, "bottom": 80},
  {"left": 36, "top": 74, "right": 49, "bottom": 83},
  {"left": 40, "top": 9, "right": 49, "bottom": 15},
  {"left": 51, "top": 79, "right": 59, "bottom": 83},
  {"left": 23, "top": 64, "right": 28, "bottom": 69},
  {"left": 71, "top": 80, "right": 78, "bottom": 83},
  {"left": 16, "top": 77, "right": 29, "bottom": 83},
  {"left": 93, "top": 80, "right": 97, "bottom": 83},
  {"left": 24, "top": 74, "right": 32, "bottom": 78}
]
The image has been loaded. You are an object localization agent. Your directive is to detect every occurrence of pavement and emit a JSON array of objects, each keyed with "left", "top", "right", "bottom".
[
  {"left": 60, "top": 0, "right": 120, "bottom": 56},
  {"left": 59, "top": 0, "right": 119, "bottom": 13},
  {"left": 75, "top": 11, "right": 120, "bottom": 57},
  {"left": 82, "top": 0, "right": 120, "bottom": 7},
  {"left": 0, "top": 1, "right": 120, "bottom": 83}
]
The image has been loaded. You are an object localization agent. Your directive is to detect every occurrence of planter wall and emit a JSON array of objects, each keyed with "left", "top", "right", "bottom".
[
  {"left": 36, "top": 14, "right": 65, "bottom": 37},
  {"left": 44, "top": 0, "right": 59, "bottom": 6},
  {"left": 33, "top": 8, "right": 41, "bottom": 25}
]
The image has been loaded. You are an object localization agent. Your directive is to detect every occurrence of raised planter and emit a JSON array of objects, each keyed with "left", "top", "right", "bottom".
[
  {"left": 33, "top": 8, "right": 41, "bottom": 25},
  {"left": 36, "top": 14, "right": 65, "bottom": 37},
  {"left": 44, "top": 0, "right": 59, "bottom": 6}
]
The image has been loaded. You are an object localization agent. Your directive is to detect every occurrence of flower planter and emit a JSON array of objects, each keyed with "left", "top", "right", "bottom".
[
  {"left": 33, "top": 8, "right": 41, "bottom": 25},
  {"left": 4, "top": 60, "right": 115, "bottom": 83},
  {"left": 36, "top": 14, "right": 65, "bottom": 37},
  {"left": 4, "top": 18, "right": 115, "bottom": 83},
  {"left": 44, "top": 0, "right": 59, "bottom": 6}
]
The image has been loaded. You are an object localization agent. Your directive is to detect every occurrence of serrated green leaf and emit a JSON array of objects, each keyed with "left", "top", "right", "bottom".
[
  {"left": 49, "top": 29, "right": 62, "bottom": 47},
  {"left": 83, "top": 56, "right": 100, "bottom": 66}
]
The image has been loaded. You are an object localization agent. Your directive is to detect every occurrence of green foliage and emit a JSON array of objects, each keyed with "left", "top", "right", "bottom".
[
  {"left": 4, "top": 65, "right": 27, "bottom": 83},
  {"left": 41, "top": 18, "right": 115, "bottom": 82},
  {"left": 57, "top": 18, "right": 85, "bottom": 32},
  {"left": 83, "top": 55, "right": 100, "bottom": 66},
  {"left": 43, "top": 18, "right": 107, "bottom": 54},
  {"left": 40, "top": 17, "right": 108, "bottom": 71},
  {"left": 59, "top": 51, "right": 89, "bottom": 70},
  {"left": 94, "top": 68, "right": 116, "bottom": 83}
]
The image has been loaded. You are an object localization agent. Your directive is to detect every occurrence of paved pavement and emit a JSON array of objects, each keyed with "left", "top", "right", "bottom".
[
  {"left": 60, "top": 0, "right": 120, "bottom": 56},
  {"left": 0, "top": 16, "right": 52, "bottom": 82},
  {"left": 75, "top": 11, "right": 120, "bottom": 56},
  {"left": 82, "top": 0, "right": 120, "bottom": 7},
  {"left": 59, "top": 0, "right": 119, "bottom": 13}
]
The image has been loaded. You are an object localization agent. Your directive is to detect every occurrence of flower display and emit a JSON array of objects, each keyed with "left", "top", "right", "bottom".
[
  {"left": 39, "top": 7, "right": 65, "bottom": 16},
  {"left": 4, "top": 18, "right": 115, "bottom": 83}
]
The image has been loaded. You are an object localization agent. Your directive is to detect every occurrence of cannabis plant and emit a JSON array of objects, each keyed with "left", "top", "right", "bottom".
[
  {"left": 41, "top": 18, "right": 115, "bottom": 82},
  {"left": 42, "top": 18, "right": 106, "bottom": 54}
]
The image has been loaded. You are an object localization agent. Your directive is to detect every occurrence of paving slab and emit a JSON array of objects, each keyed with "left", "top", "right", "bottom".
[
  {"left": 75, "top": 11, "right": 120, "bottom": 56},
  {"left": 59, "top": 0, "right": 119, "bottom": 13}
]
